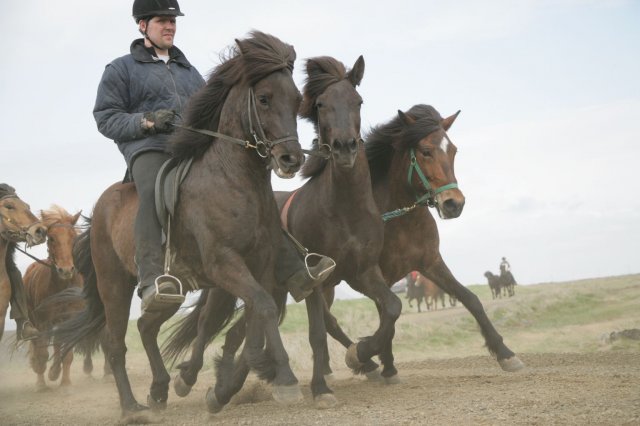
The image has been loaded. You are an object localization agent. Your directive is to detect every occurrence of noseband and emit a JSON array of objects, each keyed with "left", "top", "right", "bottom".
[
  {"left": 381, "top": 133, "right": 458, "bottom": 222},
  {"left": 0, "top": 195, "right": 41, "bottom": 242},
  {"left": 172, "top": 88, "right": 299, "bottom": 160}
]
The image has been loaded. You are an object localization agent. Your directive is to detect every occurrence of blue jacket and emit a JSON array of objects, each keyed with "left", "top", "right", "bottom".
[{"left": 93, "top": 39, "right": 205, "bottom": 166}]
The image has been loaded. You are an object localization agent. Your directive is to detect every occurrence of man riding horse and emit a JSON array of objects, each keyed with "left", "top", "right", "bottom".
[{"left": 94, "top": 0, "right": 333, "bottom": 313}]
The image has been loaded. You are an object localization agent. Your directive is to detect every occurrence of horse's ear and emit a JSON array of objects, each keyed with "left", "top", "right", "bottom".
[
  {"left": 234, "top": 38, "right": 246, "bottom": 54},
  {"left": 442, "top": 110, "right": 461, "bottom": 131},
  {"left": 72, "top": 211, "right": 82, "bottom": 225},
  {"left": 398, "top": 110, "right": 416, "bottom": 126},
  {"left": 347, "top": 55, "right": 365, "bottom": 87},
  {"left": 306, "top": 58, "right": 322, "bottom": 76}
]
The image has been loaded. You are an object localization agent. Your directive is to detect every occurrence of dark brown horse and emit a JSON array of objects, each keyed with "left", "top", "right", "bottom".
[
  {"left": 322, "top": 104, "right": 524, "bottom": 375},
  {"left": 52, "top": 31, "right": 305, "bottom": 418},
  {"left": 24, "top": 206, "right": 85, "bottom": 390},
  {"left": 484, "top": 271, "right": 503, "bottom": 299},
  {"left": 163, "top": 55, "right": 393, "bottom": 410},
  {"left": 0, "top": 184, "right": 47, "bottom": 341}
]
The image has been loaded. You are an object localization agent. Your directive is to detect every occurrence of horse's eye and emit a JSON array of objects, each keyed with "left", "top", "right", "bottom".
[
  {"left": 421, "top": 150, "right": 432, "bottom": 158},
  {"left": 48, "top": 237, "right": 55, "bottom": 243},
  {"left": 5, "top": 203, "right": 14, "bottom": 210},
  {"left": 316, "top": 101, "right": 324, "bottom": 109},
  {"left": 258, "top": 95, "right": 269, "bottom": 106}
]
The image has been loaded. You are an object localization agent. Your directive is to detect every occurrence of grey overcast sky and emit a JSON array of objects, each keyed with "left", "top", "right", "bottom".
[{"left": 2, "top": 1, "right": 639, "bottom": 300}]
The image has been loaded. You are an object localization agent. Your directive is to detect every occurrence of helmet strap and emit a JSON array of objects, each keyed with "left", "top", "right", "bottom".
[{"left": 139, "top": 18, "right": 164, "bottom": 52}]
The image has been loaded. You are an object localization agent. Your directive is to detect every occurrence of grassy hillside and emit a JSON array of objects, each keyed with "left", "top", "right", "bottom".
[{"left": 121, "top": 274, "right": 640, "bottom": 374}]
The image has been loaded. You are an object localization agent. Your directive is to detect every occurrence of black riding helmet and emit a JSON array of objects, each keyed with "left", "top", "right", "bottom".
[{"left": 133, "top": 0, "right": 184, "bottom": 23}]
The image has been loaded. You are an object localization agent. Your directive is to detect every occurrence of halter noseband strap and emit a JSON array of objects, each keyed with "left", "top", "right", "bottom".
[{"left": 381, "top": 139, "right": 459, "bottom": 222}]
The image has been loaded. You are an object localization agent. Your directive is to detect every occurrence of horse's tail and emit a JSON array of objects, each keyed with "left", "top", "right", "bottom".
[
  {"left": 51, "top": 218, "right": 105, "bottom": 358},
  {"left": 162, "top": 287, "right": 238, "bottom": 365}
]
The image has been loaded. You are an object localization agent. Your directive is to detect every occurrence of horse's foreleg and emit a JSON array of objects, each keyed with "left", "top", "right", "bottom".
[
  {"left": 0, "top": 283, "right": 10, "bottom": 341},
  {"left": 424, "top": 259, "right": 524, "bottom": 372},
  {"left": 305, "top": 287, "right": 337, "bottom": 408},
  {"left": 137, "top": 305, "right": 180, "bottom": 410},
  {"left": 347, "top": 267, "right": 402, "bottom": 382},
  {"left": 29, "top": 338, "right": 49, "bottom": 391},
  {"left": 60, "top": 343, "right": 74, "bottom": 386},
  {"left": 49, "top": 339, "right": 63, "bottom": 382}
]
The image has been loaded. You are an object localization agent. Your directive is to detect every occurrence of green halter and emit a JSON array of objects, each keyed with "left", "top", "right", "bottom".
[{"left": 381, "top": 147, "right": 458, "bottom": 222}]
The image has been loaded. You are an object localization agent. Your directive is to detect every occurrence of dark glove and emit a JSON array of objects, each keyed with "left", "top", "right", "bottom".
[{"left": 144, "top": 109, "right": 177, "bottom": 134}]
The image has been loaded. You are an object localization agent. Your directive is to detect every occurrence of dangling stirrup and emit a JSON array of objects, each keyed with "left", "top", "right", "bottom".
[{"left": 304, "top": 253, "right": 336, "bottom": 280}]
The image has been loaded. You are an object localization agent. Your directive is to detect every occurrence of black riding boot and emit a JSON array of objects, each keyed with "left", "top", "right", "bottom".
[
  {"left": 276, "top": 230, "right": 336, "bottom": 302},
  {"left": 132, "top": 152, "right": 183, "bottom": 313}
]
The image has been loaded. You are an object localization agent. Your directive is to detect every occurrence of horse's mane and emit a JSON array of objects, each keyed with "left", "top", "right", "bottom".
[
  {"left": 299, "top": 57, "right": 348, "bottom": 179},
  {"left": 170, "top": 31, "right": 296, "bottom": 161},
  {"left": 365, "top": 104, "right": 443, "bottom": 184},
  {"left": 0, "top": 183, "right": 16, "bottom": 199},
  {"left": 40, "top": 205, "right": 79, "bottom": 230}
]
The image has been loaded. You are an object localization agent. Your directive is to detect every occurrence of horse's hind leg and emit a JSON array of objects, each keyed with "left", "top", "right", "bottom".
[
  {"left": 49, "top": 339, "right": 63, "bottom": 382},
  {"left": 424, "top": 259, "right": 524, "bottom": 372},
  {"left": 29, "top": 337, "right": 49, "bottom": 391},
  {"left": 138, "top": 305, "right": 180, "bottom": 410}
]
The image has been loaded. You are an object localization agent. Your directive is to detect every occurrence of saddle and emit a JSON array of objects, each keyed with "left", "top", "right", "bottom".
[{"left": 154, "top": 157, "right": 193, "bottom": 234}]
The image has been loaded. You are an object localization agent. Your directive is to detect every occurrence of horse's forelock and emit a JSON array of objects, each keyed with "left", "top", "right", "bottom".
[
  {"left": 299, "top": 57, "right": 347, "bottom": 122},
  {"left": 40, "top": 205, "right": 78, "bottom": 229}
]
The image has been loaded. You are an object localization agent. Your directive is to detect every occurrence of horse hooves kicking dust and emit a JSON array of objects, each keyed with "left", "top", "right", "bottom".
[
  {"left": 314, "top": 393, "right": 338, "bottom": 409},
  {"left": 498, "top": 355, "right": 525, "bottom": 372},
  {"left": 345, "top": 344, "right": 365, "bottom": 371},
  {"left": 271, "top": 384, "right": 304, "bottom": 405},
  {"left": 173, "top": 373, "right": 192, "bottom": 397},
  {"left": 206, "top": 388, "right": 224, "bottom": 414}
]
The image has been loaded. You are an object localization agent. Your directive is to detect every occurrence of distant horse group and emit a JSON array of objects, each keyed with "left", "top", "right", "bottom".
[
  {"left": 1, "top": 30, "right": 526, "bottom": 420},
  {"left": 406, "top": 271, "right": 457, "bottom": 312},
  {"left": 484, "top": 270, "right": 517, "bottom": 298}
]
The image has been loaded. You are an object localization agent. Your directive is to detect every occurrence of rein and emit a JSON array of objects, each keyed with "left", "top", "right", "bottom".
[
  {"left": 171, "top": 88, "right": 298, "bottom": 159},
  {"left": 381, "top": 136, "right": 458, "bottom": 222},
  {"left": 14, "top": 243, "right": 50, "bottom": 267}
]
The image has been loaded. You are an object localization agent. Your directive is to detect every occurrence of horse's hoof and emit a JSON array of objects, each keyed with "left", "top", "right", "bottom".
[
  {"left": 48, "top": 365, "right": 61, "bottom": 381},
  {"left": 36, "top": 383, "right": 50, "bottom": 393},
  {"left": 272, "top": 384, "right": 303, "bottom": 405},
  {"left": 365, "top": 369, "right": 382, "bottom": 382},
  {"left": 206, "top": 387, "right": 224, "bottom": 414},
  {"left": 173, "top": 373, "right": 192, "bottom": 398},
  {"left": 146, "top": 394, "right": 167, "bottom": 411},
  {"left": 345, "top": 344, "right": 365, "bottom": 370},
  {"left": 314, "top": 393, "right": 338, "bottom": 409},
  {"left": 120, "top": 405, "right": 154, "bottom": 425},
  {"left": 383, "top": 374, "right": 401, "bottom": 385},
  {"left": 499, "top": 355, "right": 525, "bottom": 372}
]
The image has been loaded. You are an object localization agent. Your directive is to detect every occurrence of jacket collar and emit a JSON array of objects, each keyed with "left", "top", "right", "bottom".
[{"left": 130, "top": 38, "right": 193, "bottom": 68}]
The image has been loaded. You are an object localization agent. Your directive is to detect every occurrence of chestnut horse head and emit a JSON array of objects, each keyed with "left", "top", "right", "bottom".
[
  {"left": 40, "top": 206, "right": 82, "bottom": 280},
  {"left": 366, "top": 105, "right": 465, "bottom": 220},
  {"left": 0, "top": 184, "right": 46, "bottom": 246}
]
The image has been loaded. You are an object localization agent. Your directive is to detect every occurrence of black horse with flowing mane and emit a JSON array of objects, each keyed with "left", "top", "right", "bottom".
[
  {"left": 52, "top": 31, "right": 305, "bottom": 419},
  {"left": 162, "top": 54, "right": 397, "bottom": 410},
  {"left": 321, "top": 104, "right": 524, "bottom": 376}
]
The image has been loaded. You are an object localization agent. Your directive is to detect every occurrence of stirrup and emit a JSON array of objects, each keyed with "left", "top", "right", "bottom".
[
  {"left": 304, "top": 253, "right": 336, "bottom": 280},
  {"left": 154, "top": 274, "right": 186, "bottom": 304}
]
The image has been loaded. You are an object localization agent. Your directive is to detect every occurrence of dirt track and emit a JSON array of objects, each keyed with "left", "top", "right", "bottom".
[{"left": 2, "top": 348, "right": 639, "bottom": 425}]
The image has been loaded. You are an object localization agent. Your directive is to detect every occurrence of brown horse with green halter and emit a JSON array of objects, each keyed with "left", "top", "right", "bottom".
[
  {"left": 51, "top": 31, "right": 306, "bottom": 419},
  {"left": 322, "top": 105, "right": 524, "bottom": 376}
]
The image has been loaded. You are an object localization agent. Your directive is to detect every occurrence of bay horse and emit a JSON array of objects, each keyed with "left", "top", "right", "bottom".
[
  {"left": 406, "top": 272, "right": 426, "bottom": 312},
  {"left": 24, "top": 206, "right": 110, "bottom": 391},
  {"left": 416, "top": 272, "right": 445, "bottom": 311},
  {"left": 52, "top": 31, "right": 305, "bottom": 418},
  {"left": 163, "top": 55, "right": 397, "bottom": 410},
  {"left": 321, "top": 104, "right": 524, "bottom": 375},
  {"left": 0, "top": 184, "right": 47, "bottom": 341}
]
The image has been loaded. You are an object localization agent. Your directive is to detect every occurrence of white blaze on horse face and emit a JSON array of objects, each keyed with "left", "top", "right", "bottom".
[{"left": 438, "top": 134, "right": 450, "bottom": 153}]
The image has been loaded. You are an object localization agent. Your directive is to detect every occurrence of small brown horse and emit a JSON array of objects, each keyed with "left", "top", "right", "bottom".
[
  {"left": 0, "top": 184, "right": 47, "bottom": 341},
  {"left": 322, "top": 104, "right": 524, "bottom": 375},
  {"left": 24, "top": 206, "right": 81, "bottom": 390},
  {"left": 53, "top": 31, "right": 304, "bottom": 418}
]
